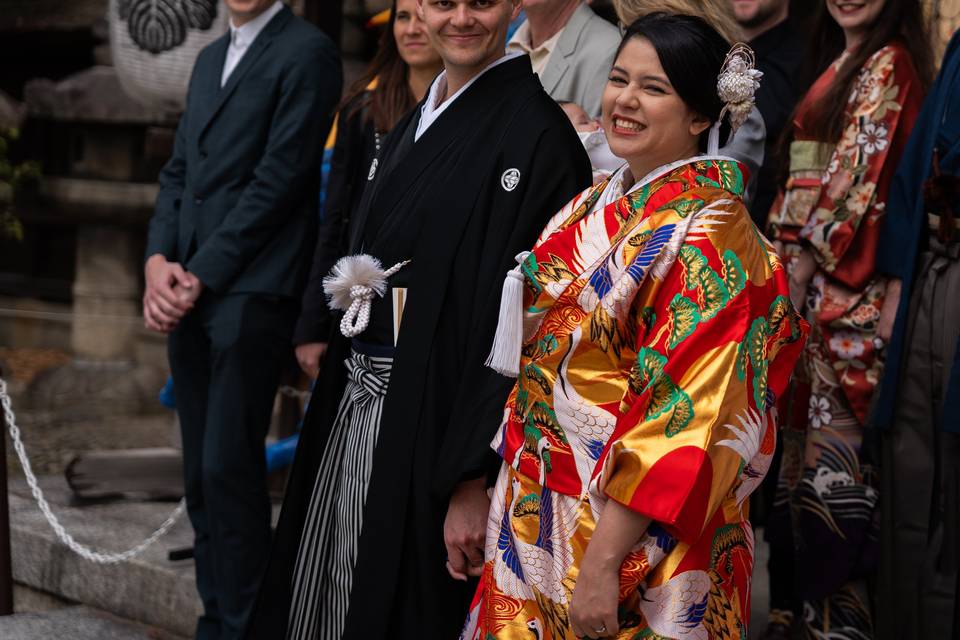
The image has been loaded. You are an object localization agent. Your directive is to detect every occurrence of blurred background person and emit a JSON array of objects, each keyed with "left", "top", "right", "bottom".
[
  {"left": 764, "top": 0, "right": 932, "bottom": 637},
  {"left": 730, "top": 0, "right": 807, "bottom": 228},
  {"left": 612, "top": 0, "right": 767, "bottom": 205},
  {"left": 873, "top": 27, "right": 960, "bottom": 640},
  {"left": 293, "top": 0, "right": 441, "bottom": 380},
  {"left": 507, "top": 0, "right": 620, "bottom": 118}
]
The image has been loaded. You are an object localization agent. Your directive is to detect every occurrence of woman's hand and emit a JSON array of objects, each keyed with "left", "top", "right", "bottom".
[
  {"left": 569, "top": 500, "right": 651, "bottom": 637},
  {"left": 877, "top": 278, "right": 902, "bottom": 343},
  {"left": 569, "top": 561, "right": 620, "bottom": 638}
]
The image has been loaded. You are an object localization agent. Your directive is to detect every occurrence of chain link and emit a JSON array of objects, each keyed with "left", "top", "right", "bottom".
[{"left": 0, "top": 378, "right": 185, "bottom": 564}]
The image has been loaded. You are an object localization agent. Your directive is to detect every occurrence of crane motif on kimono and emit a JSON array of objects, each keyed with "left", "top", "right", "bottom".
[{"left": 489, "top": 476, "right": 579, "bottom": 605}]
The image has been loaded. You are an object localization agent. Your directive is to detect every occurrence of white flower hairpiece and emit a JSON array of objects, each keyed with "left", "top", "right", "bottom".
[
  {"left": 717, "top": 43, "right": 762, "bottom": 133},
  {"left": 707, "top": 42, "right": 762, "bottom": 155}
]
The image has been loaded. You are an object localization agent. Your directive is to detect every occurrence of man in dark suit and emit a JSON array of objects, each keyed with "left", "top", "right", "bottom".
[{"left": 142, "top": 2, "right": 341, "bottom": 638}]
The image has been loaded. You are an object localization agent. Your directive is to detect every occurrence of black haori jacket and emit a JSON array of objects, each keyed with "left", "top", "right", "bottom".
[{"left": 247, "top": 55, "right": 591, "bottom": 639}]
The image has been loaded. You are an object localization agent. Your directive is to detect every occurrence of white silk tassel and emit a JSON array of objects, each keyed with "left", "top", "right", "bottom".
[{"left": 484, "top": 252, "right": 531, "bottom": 378}]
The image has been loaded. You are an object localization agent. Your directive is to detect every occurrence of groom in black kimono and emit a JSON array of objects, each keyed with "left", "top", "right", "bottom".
[{"left": 249, "top": 0, "right": 591, "bottom": 637}]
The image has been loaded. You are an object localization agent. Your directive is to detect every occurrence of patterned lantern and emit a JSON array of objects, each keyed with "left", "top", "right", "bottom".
[{"left": 109, "top": 0, "right": 229, "bottom": 112}]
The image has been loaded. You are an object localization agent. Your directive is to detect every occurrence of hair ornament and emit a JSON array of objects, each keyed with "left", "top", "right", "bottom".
[{"left": 708, "top": 43, "right": 762, "bottom": 155}]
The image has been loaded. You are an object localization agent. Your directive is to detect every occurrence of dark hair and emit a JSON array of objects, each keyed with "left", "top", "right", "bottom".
[
  {"left": 800, "top": 0, "right": 933, "bottom": 143},
  {"left": 616, "top": 13, "right": 733, "bottom": 151},
  {"left": 339, "top": 0, "right": 417, "bottom": 134}
]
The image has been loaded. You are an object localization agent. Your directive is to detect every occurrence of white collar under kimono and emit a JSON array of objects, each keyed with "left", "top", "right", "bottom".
[{"left": 415, "top": 51, "right": 524, "bottom": 142}]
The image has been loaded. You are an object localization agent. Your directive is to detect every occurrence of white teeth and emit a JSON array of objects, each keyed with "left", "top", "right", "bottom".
[{"left": 614, "top": 118, "right": 642, "bottom": 131}]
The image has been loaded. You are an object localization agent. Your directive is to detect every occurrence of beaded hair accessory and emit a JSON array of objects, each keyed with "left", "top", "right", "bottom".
[{"left": 707, "top": 43, "right": 762, "bottom": 155}]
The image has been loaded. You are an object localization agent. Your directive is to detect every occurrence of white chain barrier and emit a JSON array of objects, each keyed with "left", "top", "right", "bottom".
[{"left": 0, "top": 378, "right": 186, "bottom": 564}]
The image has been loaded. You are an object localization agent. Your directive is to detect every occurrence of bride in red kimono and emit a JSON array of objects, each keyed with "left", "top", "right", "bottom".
[
  {"left": 460, "top": 13, "right": 808, "bottom": 639},
  {"left": 764, "top": 0, "right": 931, "bottom": 637}
]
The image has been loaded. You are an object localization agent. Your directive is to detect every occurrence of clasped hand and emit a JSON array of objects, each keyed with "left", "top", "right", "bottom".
[
  {"left": 143, "top": 254, "right": 203, "bottom": 333},
  {"left": 443, "top": 477, "right": 489, "bottom": 581}
]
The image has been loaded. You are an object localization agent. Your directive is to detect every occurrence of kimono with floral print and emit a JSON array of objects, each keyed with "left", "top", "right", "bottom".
[
  {"left": 461, "top": 158, "right": 807, "bottom": 640},
  {"left": 765, "top": 41, "right": 923, "bottom": 638}
]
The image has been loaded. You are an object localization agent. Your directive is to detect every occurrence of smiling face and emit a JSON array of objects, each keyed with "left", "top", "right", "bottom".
[
  {"left": 826, "top": 0, "right": 886, "bottom": 46},
  {"left": 416, "top": 0, "right": 520, "bottom": 74},
  {"left": 601, "top": 37, "right": 711, "bottom": 180},
  {"left": 395, "top": 0, "right": 442, "bottom": 70}
]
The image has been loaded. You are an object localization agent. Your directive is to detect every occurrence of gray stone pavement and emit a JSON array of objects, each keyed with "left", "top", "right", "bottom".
[
  {"left": 0, "top": 606, "right": 185, "bottom": 640},
  {"left": 7, "top": 475, "right": 201, "bottom": 636}
]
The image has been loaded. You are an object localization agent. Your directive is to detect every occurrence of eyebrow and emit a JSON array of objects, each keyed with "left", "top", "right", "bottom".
[{"left": 610, "top": 66, "right": 671, "bottom": 85}]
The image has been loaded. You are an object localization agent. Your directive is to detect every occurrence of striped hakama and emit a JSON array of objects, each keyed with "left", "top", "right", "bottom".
[{"left": 286, "top": 347, "right": 393, "bottom": 640}]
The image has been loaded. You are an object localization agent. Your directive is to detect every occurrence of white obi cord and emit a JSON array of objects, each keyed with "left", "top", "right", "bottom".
[{"left": 323, "top": 255, "right": 410, "bottom": 338}]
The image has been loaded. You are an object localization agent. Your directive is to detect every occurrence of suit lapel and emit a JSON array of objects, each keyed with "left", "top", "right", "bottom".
[
  {"left": 192, "top": 35, "right": 229, "bottom": 132},
  {"left": 541, "top": 54, "right": 569, "bottom": 95},
  {"left": 541, "top": 3, "right": 591, "bottom": 95},
  {"left": 198, "top": 6, "right": 292, "bottom": 138}
]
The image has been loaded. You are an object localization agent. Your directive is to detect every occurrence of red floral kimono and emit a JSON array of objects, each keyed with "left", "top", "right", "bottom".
[
  {"left": 462, "top": 158, "right": 807, "bottom": 639},
  {"left": 766, "top": 42, "right": 923, "bottom": 637}
]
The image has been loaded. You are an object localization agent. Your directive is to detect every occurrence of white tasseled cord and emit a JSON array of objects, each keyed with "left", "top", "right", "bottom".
[
  {"left": 323, "top": 255, "right": 409, "bottom": 338},
  {"left": 485, "top": 252, "right": 531, "bottom": 377}
]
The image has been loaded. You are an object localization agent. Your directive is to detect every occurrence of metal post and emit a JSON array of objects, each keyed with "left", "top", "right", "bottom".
[{"left": 0, "top": 365, "right": 13, "bottom": 615}]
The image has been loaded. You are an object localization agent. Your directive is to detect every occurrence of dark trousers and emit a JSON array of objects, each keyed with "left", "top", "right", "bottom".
[{"left": 168, "top": 293, "right": 297, "bottom": 640}]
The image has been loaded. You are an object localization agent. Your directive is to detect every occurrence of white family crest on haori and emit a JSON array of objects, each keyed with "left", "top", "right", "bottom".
[
  {"left": 487, "top": 474, "right": 579, "bottom": 604},
  {"left": 501, "top": 168, "right": 521, "bottom": 192},
  {"left": 322, "top": 255, "right": 409, "bottom": 338}
]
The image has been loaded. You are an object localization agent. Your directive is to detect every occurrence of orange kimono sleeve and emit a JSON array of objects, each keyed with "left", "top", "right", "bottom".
[{"left": 600, "top": 228, "right": 806, "bottom": 543}]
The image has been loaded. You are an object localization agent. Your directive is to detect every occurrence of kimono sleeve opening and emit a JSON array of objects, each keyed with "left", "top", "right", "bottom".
[{"left": 601, "top": 340, "right": 747, "bottom": 545}]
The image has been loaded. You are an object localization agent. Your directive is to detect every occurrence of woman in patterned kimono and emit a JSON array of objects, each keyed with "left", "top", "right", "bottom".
[
  {"left": 461, "top": 14, "right": 807, "bottom": 639},
  {"left": 764, "top": 0, "right": 931, "bottom": 637}
]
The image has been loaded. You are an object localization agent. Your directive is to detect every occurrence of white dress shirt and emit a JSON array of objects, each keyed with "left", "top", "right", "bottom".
[
  {"left": 414, "top": 52, "right": 524, "bottom": 141},
  {"left": 221, "top": 1, "right": 284, "bottom": 87}
]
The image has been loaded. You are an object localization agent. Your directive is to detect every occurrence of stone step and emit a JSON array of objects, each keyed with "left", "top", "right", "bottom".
[
  {"left": 8, "top": 475, "right": 201, "bottom": 637},
  {"left": 0, "top": 606, "right": 186, "bottom": 640}
]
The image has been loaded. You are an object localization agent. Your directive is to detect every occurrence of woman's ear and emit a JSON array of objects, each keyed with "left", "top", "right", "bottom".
[{"left": 689, "top": 113, "right": 712, "bottom": 138}]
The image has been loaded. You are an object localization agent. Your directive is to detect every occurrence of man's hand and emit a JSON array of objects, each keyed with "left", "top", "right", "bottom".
[
  {"left": 177, "top": 271, "right": 204, "bottom": 307},
  {"left": 295, "top": 342, "right": 328, "bottom": 379},
  {"left": 443, "top": 477, "right": 489, "bottom": 581},
  {"left": 143, "top": 254, "right": 195, "bottom": 333}
]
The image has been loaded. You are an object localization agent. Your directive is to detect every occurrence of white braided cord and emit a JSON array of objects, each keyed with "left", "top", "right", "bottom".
[
  {"left": 0, "top": 378, "right": 185, "bottom": 564},
  {"left": 338, "top": 259, "right": 409, "bottom": 338}
]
